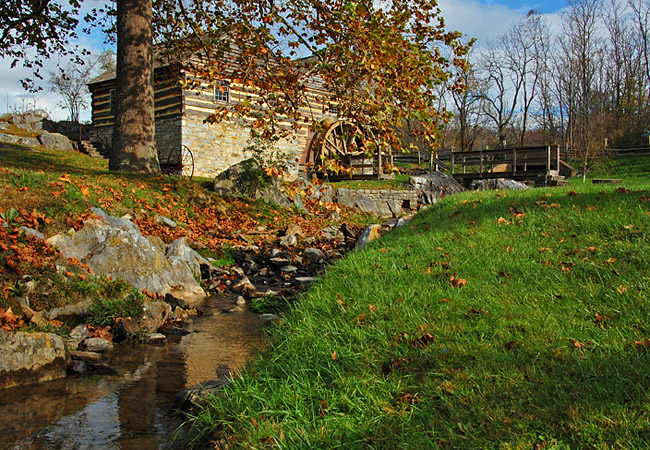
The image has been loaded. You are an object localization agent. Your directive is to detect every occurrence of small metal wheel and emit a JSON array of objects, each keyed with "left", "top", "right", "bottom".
[{"left": 181, "top": 145, "right": 194, "bottom": 179}]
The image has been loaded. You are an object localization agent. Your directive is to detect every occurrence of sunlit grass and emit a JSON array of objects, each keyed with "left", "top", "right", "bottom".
[{"left": 188, "top": 160, "right": 650, "bottom": 449}]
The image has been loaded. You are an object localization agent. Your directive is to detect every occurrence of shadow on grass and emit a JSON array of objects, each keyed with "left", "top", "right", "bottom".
[{"left": 0, "top": 144, "right": 176, "bottom": 185}]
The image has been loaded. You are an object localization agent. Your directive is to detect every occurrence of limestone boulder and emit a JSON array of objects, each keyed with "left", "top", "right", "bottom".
[
  {"left": 356, "top": 224, "right": 383, "bottom": 250},
  {"left": 212, "top": 158, "right": 291, "bottom": 207},
  {"left": 47, "top": 208, "right": 206, "bottom": 307},
  {"left": 0, "top": 330, "right": 67, "bottom": 389},
  {"left": 410, "top": 172, "right": 466, "bottom": 205},
  {"left": 474, "top": 179, "right": 529, "bottom": 191},
  {"left": 140, "top": 301, "right": 172, "bottom": 332},
  {"left": 166, "top": 237, "right": 209, "bottom": 278},
  {"left": 0, "top": 132, "right": 41, "bottom": 148},
  {"left": 37, "top": 131, "right": 74, "bottom": 151}
]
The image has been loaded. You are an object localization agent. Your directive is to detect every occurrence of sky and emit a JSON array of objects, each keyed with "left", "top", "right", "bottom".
[{"left": 0, "top": 0, "right": 569, "bottom": 122}]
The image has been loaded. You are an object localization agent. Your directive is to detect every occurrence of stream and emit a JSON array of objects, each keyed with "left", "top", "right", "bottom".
[{"left": 0, "top": 296, "right": 267, "bottom": 449}]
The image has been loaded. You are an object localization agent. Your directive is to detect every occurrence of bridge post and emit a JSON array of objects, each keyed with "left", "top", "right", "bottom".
[
  {"left": 451, "top": 153, "right": 455, "bottom": 174},
  {"left": 546, "top": 146, "right": 551, "bottom": 174},
  {"left": 479, "top": 151, "right": 484, "bottom": 174},
  {"left": 512, "top": 149, "right": 517, "bottom": 176}
]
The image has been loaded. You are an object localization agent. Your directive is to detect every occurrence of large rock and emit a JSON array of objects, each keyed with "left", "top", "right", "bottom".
[
  {"left": 474, "top": 179, "right": 529, "bottom": 191},
  {"left": 0, "top": 132, "right": 41, "bottom": 148},
  {"left": 0, "top": 330, "right": 67, "bottom": 389},
  {"left": 356, "top": 224, "right": 383, "bottom": 250},
  {"left": 45, "top": 298, "right": 93, "bottom": 323},
  {"left": 212, "top": 158, "right": 291, "bottom": 207},
  {"left": 140, "top": 301, "right": 172, "bottom": 332},
  {"left": 166, "top": 237, "right": 209, "bottom": 278},
  {"left": 47, "top": 208, "right": 206, "bottom": 307},
  {"left": 37, "top": 131, "right": 73, "bottom": 151},
  {"left": 410, "top": 172, "right": 466, "bottom": 205}
]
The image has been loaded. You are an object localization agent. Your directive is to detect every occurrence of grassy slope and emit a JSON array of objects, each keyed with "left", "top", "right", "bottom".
[
  {"left": 0, "top": 143, "right": 373, "bottom": 315},
  {"left": 190, "top": 158, "right": 650, "bottom": 449}
]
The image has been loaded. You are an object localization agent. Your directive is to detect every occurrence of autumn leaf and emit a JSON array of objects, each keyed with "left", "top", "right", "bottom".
[
  {"left": 369, "top": 304, "right": 376, "bottom": 312},
  {"left": 58, "top": 174, "right": 72, "bottom": 184},
  {"left": 594, "top": 313, "right": 604, "bottom": 328},
  {"left": 449, "top": 274, "right": 466, "bottom": 287},
  {"left": 572, "top": 339, "right": 587, "bottom": 348},
  {"left": 331, "top": 350, "right": 337, "bottom": 361},
  {"left": 79, "top": 185, "right": 90, "bottom": 196},
  {"left": 624, "top": 224, "right": 634, "bottom": 230},
  {"left": 468, "top": 308, "right": 489, "bottom": 315},
  {"left": 506, "top": 245, "right": 512, "bottom": 253},
  {"left": 411, "top": 333, "right": 435, "bottom": 348},
  {"left": 497, "top": 217, "right": 511, "bottom": 225},
  {"left": 539, "top": 247, "right": 552, "bottom": 252},
  {"left": 567, "top": 190, "right": 577, "bottom": 196},
  {"left": 504, "top": 341, "right": 518, "bottom": 351},
  {"left": 617, "top": 285, "right": 628, "bottom": 295}
]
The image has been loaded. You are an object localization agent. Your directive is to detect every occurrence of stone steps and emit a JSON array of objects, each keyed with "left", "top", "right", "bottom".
[{"left": 80, "top": 140, "right": 109, "bottom": 159}]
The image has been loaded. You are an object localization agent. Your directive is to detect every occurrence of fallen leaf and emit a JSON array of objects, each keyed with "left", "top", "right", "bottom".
[
  {"left": 331, "top": 350, "right": 337, "bottom": 361},
  {"left": 450, "top": 274, "right": 467, "bottom": 287},
  {"left": 506, "top": 245, "right": 512, "bottom": 253},
  {"left": 617, "top": 285, "right": 628, "bottom": 295},
  {"left": 411, "top": 333, "right": 435, "bottom": 348},
  {"left": 468, "top": 308, "right": 489, "bottom": 315},
  {"left": 624, "top": 225, "right": 634, "bottom": 230},
  {"left": 79, "top": 185, "right": 90, "bottom": 196},
  {"left": 572, "top": 340, "right": 586, "bottom": 348},
  {"left": 505, "top": 341, "right": 518, "bottom": 351},
  {"left": 497, "top": 217, "right": 511, "bottom": 225},
  {"left": 369, "top": 304, "right": 377, "bottom": 312},
  {"left": 594, "top": 313, "right": 604, "bottom": 327},
  {"left": 567, "top": 190, "right": 577, "bottom": 196},
  {"left": 539, "top": 247, "right": 552, "bottom": 252}
]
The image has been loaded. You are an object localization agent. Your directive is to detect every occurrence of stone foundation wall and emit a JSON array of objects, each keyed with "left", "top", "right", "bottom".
[
  {"left": 91, "top": 114, "right": 305, "bottom": 179},
  {"left": 181, "top": 114, "right": 302, "bottom": 179},
  {"left": 156, "top": 116, "right": 182, "bottom": 164},
  {"left": 336, "top": 188, "right": 419, "bottom": 218}
]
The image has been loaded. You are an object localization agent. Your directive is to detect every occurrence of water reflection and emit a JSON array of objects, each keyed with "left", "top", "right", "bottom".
[{"left": 0, "top": 297, "right": 265, "bottom": 449}]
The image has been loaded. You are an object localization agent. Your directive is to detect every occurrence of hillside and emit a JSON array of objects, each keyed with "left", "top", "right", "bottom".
[
  {"left": 188, "top": 156, "right": 650, "bottom": 449},
  {"left": 0, "top": 143, "right": 373, "bottom": 320}
]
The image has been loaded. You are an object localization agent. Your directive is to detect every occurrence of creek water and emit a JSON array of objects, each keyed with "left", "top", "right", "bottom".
[{"left": 0, "top": 296, "right": 267, "bottom": 449}]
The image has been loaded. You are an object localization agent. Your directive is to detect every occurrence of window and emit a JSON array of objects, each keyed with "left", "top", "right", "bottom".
[
  {"left": 328, "top": 104, "right": 339, "bottom": 115},
  {"left": 109, "top": 89, "right": 116, "bottom": 114},
  {"left": 213, "top": 81, "right": 230, "bottom": 103}
]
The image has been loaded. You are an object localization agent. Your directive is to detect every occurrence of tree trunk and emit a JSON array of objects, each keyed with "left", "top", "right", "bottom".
[{"left": 110, "top": 0, "right": 160, "bottom": 173}]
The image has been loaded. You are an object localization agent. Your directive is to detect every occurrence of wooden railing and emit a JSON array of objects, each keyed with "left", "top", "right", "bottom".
[{"left": 448, "top": 145, "right": 561, "bottom": 182}]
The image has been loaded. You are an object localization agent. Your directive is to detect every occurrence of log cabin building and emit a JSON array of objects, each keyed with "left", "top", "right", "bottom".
[{"left": 87, "top": 52, "right": 338, "bottom": 179}]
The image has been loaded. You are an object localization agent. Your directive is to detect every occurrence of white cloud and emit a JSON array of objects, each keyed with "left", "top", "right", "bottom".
[{"left": 438, "top": 0, "right": 566, "bottom": 47}]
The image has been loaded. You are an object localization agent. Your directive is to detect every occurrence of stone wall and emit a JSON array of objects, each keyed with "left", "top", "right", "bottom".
[
  {"left": 335, "top": 188, "right": 419, "bottom": 218},
  {"left": 181, "top": 113, "right": 302, "bottom": 179},
  {"left": 91, "top": 113, "right": 305, "bottom": 179},
  {"left": 156, "top": 115, "right": 183, "bottom": 165}
]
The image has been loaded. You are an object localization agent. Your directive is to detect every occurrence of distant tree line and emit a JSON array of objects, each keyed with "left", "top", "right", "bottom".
[{"left": 441, "top": 0, "right": 650, "bottom": 153}]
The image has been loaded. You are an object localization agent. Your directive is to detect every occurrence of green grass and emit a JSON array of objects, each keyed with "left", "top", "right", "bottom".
[
  {"left": 188, "top": 159, "right": 650, "bottom": 449},
  {"left": 327, "top": 174, "right": 410, "bottom": 191}
]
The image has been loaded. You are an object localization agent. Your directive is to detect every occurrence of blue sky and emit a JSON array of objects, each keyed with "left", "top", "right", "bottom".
[
  {"left": 1, "top": 0, "right": 569, "bottom": 121},
  {"left": 474, "top": 0, "right": 568, "bottom": 14}
]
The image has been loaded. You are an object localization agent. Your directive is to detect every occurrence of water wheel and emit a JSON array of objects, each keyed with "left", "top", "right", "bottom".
[{"left": 307, "top": 120, "right": 375, "bottom": 178}]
